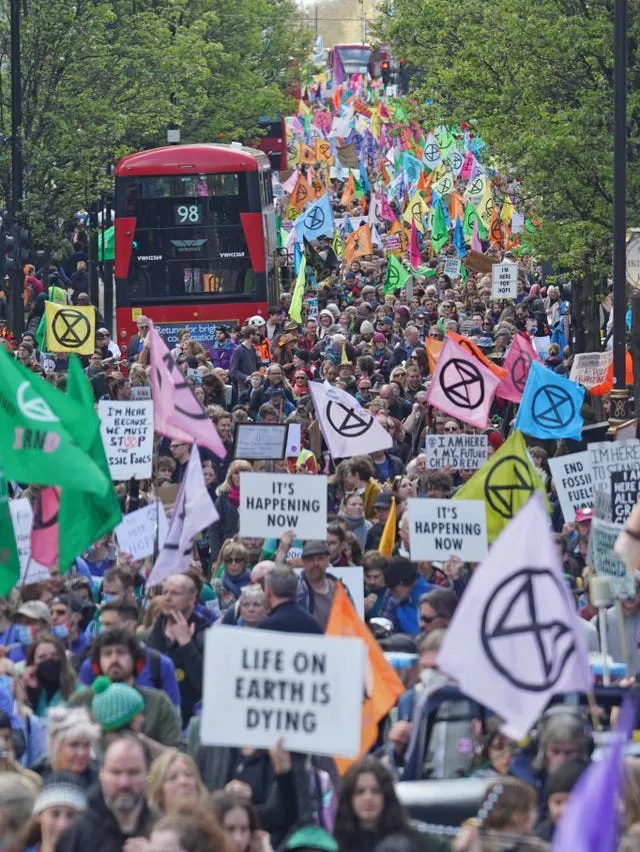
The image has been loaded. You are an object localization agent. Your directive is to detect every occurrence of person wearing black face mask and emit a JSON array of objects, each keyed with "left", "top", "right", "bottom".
[{"left": 23, "top": 635, "right": 77, "bottom": 718}]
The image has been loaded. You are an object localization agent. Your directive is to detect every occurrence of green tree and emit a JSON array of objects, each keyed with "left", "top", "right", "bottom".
[
  {"left": 378, "top": 0, "right": 640, "bottom": 345},
  {"left": 0, "top": 0, "right": 309, "bottom": 247}
]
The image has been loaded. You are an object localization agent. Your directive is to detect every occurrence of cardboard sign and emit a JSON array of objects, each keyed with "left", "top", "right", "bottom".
[
  {"left": 589, "top": 517, "right": 635, "bottom": 600},
  {"left": 233, "top": 424, "right": 288, "bottom": 460},
  {"left": 99, "top": 401, "right": 154, "bottom": 480},
  {"left": 588, "top": 439, "right": 640, "bottom": 490},
  {"left": 295, "top": 566, "right": 365, "bottom": 620},
  {"left": 611, "top": 469, "right": 640, "bottom": 525},
  {"left": 424, "top": 434, "right": 488, "bottom": 471},
  {"left": 463, "top": 250, "right": 499, "bottom": 275},
  {"left": 408, "top": 498, "right": 488, "bottom": 562},
  {"left": 201, "top": 627, "right": 365, "bottom": 757},
  {"left": 115, "top": 501, "right": 169, "bottom": 561},
  {"left": 548, "top": 452, "right": 594, "bottom": 523},
  {"left": 491, "top": 263, "right": 518, "bottom": 299},
  {"left": 443, "top": 257, "right": 461, "bottom": 280},
  {"left": 285, "top": 424, "right": 302, "bottom": 458},
  {"left": 239, "top": 473, "right": 327, "bottom": 539},
  {"left": 570, "top": 351, "right": 613, "bottom": 389}
]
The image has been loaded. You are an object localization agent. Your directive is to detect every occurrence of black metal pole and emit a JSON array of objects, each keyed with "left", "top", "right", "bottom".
[
  {"left": 103, "top": 202, "right": 114, "bottom": 333},
  {"left": 612, "top": 0, "right": 627, "bottom": 391},
  {"left": 7, "top": 0, "right": 23, "bottom": 338}
]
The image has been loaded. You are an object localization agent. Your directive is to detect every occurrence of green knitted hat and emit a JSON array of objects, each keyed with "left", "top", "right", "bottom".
[{"left": 91, "top": 676, "right": 144, "bottom": 732}]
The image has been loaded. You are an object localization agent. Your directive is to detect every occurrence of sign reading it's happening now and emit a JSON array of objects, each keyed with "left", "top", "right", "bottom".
[{"left": 239, "top": 473, "right": 327, "bottom": 539}]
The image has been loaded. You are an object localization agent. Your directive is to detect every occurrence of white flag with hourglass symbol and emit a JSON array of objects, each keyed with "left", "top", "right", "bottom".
[
  {"left": 309, "top": 381, "right": 392, "bottom": 459},
  {"left": 437, "top": 494, "right": 592, "bottom": 739}
]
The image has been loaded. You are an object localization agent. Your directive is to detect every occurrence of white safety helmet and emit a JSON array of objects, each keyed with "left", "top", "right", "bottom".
[{"left": 247, "top": 315, "right": 266, "bottom": 327}]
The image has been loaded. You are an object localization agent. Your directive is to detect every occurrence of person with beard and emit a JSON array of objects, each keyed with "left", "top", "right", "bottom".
[
  {"left": 22, "top": 635, "right": 77, "bottom": 718},
  {"left": 68, "top": 630, "right": 182, "bottom": 756},
  {"left": 55, "top": 734, "right": 155, "bottom": 852}
]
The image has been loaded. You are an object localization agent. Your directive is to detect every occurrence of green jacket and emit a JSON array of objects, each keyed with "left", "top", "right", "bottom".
[{"left": 69, "top": 684, "right": 183, "bottom": 750}]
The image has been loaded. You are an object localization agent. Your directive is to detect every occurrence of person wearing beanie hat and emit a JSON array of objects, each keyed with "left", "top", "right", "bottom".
[
  {"left": 21, "top": 771, "right": 88, "bottom": 852},
  {"left": 91, "top": 676, "right": 145, "bottom": 735},
  {"left": 536, "top": 756, "right": 588, "bottom": 841},
  {"left": 284, "top": 824, "right": 338, "bottom": 851}
]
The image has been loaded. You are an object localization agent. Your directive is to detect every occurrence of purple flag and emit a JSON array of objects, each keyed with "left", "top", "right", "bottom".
[
  {"left": 149, "top": 320, "right": 226, "bottom": 458},
  {"left": 552, "top": 696, "right": 638, "bottom": 852},
  {"left": 332, "top": 50, "right": 345, "bottom": 86}
]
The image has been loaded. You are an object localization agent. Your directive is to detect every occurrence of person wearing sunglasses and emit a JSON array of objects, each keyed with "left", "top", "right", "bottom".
[
  {"left": 212, "top": 542, "right": 251, "bottom": 618},
  {"left": 418, "top": 589, "right": 458, "bottom": 636}
]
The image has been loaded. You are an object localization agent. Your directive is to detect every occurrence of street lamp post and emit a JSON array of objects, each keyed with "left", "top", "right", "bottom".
[
  {"left": 6, "top": 0, "right": 24, "bottom": 338},
  {"left": 609, "top": 0, "right": 630, "bottom": 430}
]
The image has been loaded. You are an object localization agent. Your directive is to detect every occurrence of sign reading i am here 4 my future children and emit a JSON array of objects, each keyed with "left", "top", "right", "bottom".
[
  {"left": 239, "top": 473, "right": 327, "bottom": 539},
  {"left": 407, "top": 498, "right": 488, "bottom": 562},
  {"left": 200, "top": 627, "right": 366, "bottom": 757}
]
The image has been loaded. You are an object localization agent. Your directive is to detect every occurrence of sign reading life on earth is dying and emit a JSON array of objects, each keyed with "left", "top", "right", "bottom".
[
  {"left": 239, "top": 473, "right": 327, "bottom": 539},
  {"left": 200, "top": 627, "right": 365, "bottom": 757},
  {"left": 425, "top": 433, "right": 488, "bottom": 471}
]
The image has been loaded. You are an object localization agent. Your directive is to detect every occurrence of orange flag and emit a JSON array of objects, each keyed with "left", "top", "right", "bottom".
[
  {"left": 489, "top": 209, "right": 503, "bottom": 247},
  {"left": 590, "top": 351, "right": 634, "bottom": 396},
  {"left": 378, "top": 497, "right": 396, "bottom": 558},
  {"left": 290, "top": 174, "right": 314, "bottom": 211},
  {"left": 425, "top": 336, "right": 443, "bottom": 376},
  {"left": 447, "top": 330, "right": 507, "bottom": 380},
  {"left": 315, "top": 139, "right": 333, "bottom": 164},
  {"left": 298, "top": 143, "right": 316, "bottom": 165},
  {"left": 326, "top": 583, "right": 405, "bottom": 773},
  {"left": 449, "top": 193, "right": 465, "bottom": 224},
  {"left": 344, "top": 224, "right": 373, "bottom": 265},
  {"left": 341, "top": 173, "right": 356, "bottom": 210}
]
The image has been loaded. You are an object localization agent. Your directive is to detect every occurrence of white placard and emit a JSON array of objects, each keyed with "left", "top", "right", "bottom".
[
  {"left": 588, "top": 439, "right": 640, "bottom": 489},
  {"left": 491, "top": 263, "right": 518, "bottom": 299},
  {"left": 408, "top": 498, "right": 488, "bottom": 562},
  {"left": 569, "top": 351, "right": 613, "bottom": 389},
  {"left": 285, "top": 424, "right": 302, "bottom": 458},
  {"left": 201, "top": 627, "right": 366, "bottom": 757},
  {"left": 295, "top": 566, "right": 365, "bottom": 620},
  {"left": 9, "top": 498, "right": 33, "bottom": 575},
  {"left": 424, "top": 434, "right": 488, "bottom": 471},
  {"left": 548, "top": 452, "right": 594, "bottom": 523},
  {"left": 114, "top": 501, "right": 169, "bottom": 561},
  {"left": 589, "top": 517, "right": 635, "bottom": 601},
  {"left": 532, "top": 336, "right": 551, "bottom": 360},
  {"left": 234, "top": 424, "right": 288, "bottom": 460},
  {"left": 99, "top": 401, "right": 154, "bottom": 480},
  {"left": 239, "top": 473, "right": 327, "bottom": 539},
  {"left": 443, "top": 257, "right": 461, "bottom": 280},
  {"left": 130, "top": 386, "right": 152, "bottom": 400}
]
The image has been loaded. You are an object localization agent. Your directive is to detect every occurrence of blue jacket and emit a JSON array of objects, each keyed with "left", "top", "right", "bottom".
[{"left": 382, "top": 576, "right": 435, "bottom": 635}]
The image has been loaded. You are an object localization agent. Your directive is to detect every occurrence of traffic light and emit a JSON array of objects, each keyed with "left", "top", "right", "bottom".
[
  {"left": 2, "top": 226, "right": 30, "bottom": 270},
  {"left": 381, "top": 60, "right": 390, "bottom": 86}
]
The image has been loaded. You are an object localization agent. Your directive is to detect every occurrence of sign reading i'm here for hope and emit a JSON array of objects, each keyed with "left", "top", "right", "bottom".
[
  {"left": 239, "top": 473, "right": 327, "bottom": 539},
  {"left": 201, "top": 627, "right": 365, "bottom": 757}
]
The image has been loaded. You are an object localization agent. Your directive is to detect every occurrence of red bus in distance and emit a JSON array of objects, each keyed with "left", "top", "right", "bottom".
[{"left": 114, "top": 143, "right": 278, "bottom": 352}]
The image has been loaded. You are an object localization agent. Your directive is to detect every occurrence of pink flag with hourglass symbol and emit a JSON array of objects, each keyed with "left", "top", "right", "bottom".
[
  {"left": 149, "top": 321, "right": 226, "bottom": 459},
  {"left": 426, "top": 336, "right": 500, "bottom": 429},
  {"left": 496, "top": 334, "right": 542, "bottom": 403}
]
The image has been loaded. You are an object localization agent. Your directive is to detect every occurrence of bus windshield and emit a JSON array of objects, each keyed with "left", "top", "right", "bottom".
[
  {"left": 117, "top": 172, "right": 260, "bottom": 301},
  {"left": 336, "top": 46, "right": 372, "bottom": 74}
]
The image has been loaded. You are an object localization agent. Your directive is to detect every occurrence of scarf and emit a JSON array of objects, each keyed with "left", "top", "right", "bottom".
[
  {"left": 222, "top": 569, "right": 251, "bottom": 598},
  {"left": 228, "top": 485, "right": 240, "bottom": 507},
  {"left": 338, "top": 512, "right": 365, "bottom": 532}
]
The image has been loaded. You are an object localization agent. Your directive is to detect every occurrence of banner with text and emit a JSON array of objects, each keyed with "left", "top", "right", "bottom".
[
  {"left": 589, "top": 517, "right": 635, "bottom": 600},
  {"left": 408, "top": 498, "right": 488, "bottom": 562},
  {"left": 548, "top": 452, "right": 594, "bottom": 523},
  {"left": 492, "top": 263, "right": 518, "bottom": 299},
  {"left": 239, "top": 473, "right": 327, "bottom": 539},
  {"left": 201, "top": 627, "right": 365, "bottom": 757},
  {"left": 115, "top": 501, "right": 169, "bottom": 561},
  {"left": 570, "top": 351, "right": 613, "bottom": 389},
  {"left": 588, "top": 439, "right": 640, "bottom": 491},
  {"left": 611, "top": 469, "right": 640, "bottom": 525},
  {"left": 425, "top": 434, "right": 488, "bottom": 471},
  {"left": 99, "top": 401, "right": 154, "bottom": 480}
]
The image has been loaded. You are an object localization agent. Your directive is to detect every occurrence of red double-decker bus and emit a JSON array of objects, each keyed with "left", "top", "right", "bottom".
[{"left": 114, "top": 143, "right": 278, "bottom": 351}]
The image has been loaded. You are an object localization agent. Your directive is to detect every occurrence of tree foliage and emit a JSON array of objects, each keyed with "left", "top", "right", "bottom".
[
  {"left": 377, "top": 0, "right": 640, "bottom": 280},
  {"left": 0, "top": 0, "right": 309, "bottom": 244}
]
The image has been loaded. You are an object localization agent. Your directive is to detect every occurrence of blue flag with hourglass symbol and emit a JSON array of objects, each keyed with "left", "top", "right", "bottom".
[
  {"left": 514, "top": 361, "right": 585, "bottom": 441},
  {"left": 294, "top": 193, "right": 334, "bottom": 242}
]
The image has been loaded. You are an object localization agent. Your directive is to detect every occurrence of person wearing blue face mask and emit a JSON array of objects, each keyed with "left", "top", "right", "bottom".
[
  {"left": 10, "top": 600, "right": 52, "bottom": 663},
  {"left": 49, "top": 595, "right": 89, "bottom": 656}
]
